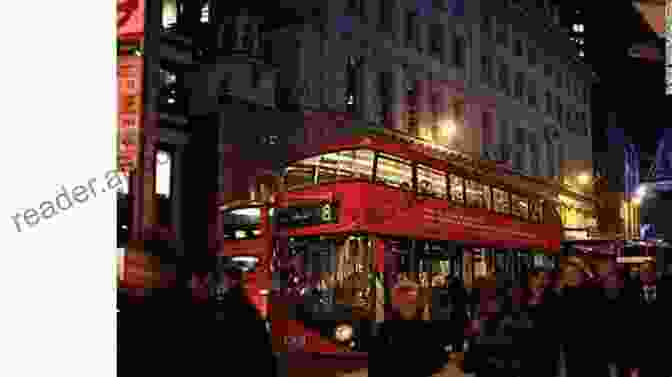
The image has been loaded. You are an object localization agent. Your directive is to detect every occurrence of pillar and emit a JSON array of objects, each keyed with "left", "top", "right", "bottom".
[
  {"left": 358, "top": 57, "right": 372, "bottom": 121},
  {"left": 391, "top": 0, "right": 403, "bottom": 47},
  {"left": 416, "top": 74, "right": 431, "bottom": 140},
  {"left": 172, "top": 145, "right": 184, "bottom": 256},
  {"left": 391, "top": 63, "right": 405, "bottom": 131}
]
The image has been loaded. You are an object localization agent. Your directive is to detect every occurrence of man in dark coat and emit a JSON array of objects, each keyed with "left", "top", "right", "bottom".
[
  {"left": 632, "top": 261, "right": 670, "bottom": 377},
  {"left": 373, "top": 280, "right": 451, "bottom": 377}
]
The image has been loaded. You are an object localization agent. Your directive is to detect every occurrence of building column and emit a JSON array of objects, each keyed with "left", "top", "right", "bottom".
[
  {"left": 391, "top": 0, "right": 403, "bottom": 47},
  {"left": 172, "top": 145, "right": 185, "bottom": 256},
  {"left": 391, "top": 63, "right": 405, "bottom": 131},
  {"left": 358, "top": 57, "right": 372, "bottom": 121},
  {"left": 435, "top": 82, "right": 450, "bottom": 145},
  {"left": 539, "top": 142, "right": 549, "bottom": 178},
  {"left": 416, "top": 74, "right": 431, "bottom": 140},
  {"left": 416, "top": 15, "right": 427, "bottom": 54}
]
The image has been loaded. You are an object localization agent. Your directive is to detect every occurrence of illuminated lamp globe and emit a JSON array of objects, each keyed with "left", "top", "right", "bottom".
[{"left": 576, "top": 173, "right": 591, "bottom": 185}]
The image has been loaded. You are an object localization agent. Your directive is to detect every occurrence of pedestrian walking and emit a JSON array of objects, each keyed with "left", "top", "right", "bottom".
[
  {"left": 516, "top": 268, "right": 561, "bottom": 377},
  {"left": 373, "top": 279, "right": 451, "bottom": 377},
  {"left": 631, "top": 261, "right": 670, "bottom": 377},
  {"left": 557, "top": 260, "right": 604, "bottom": 377},
  {"left": 462, "top": 278, "right": 520, "bottom": 377},
  {"left": 593, "top": 260, "right": 638, "bottom": 377}
]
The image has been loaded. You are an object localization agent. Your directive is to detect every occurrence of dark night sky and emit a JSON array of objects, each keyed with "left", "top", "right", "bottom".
[{"left": 577, "top": 0, "right": 668, "bottom": 156}]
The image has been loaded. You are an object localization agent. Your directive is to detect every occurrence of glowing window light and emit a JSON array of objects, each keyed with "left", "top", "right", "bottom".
[
  {"left": 200, "top": 3, "right": 209, "bottom": 23},
  {"left": 155, "top": 150, "right": 171, "bottom": 197}
]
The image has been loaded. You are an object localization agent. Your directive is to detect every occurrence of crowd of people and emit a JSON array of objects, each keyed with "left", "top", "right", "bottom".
[
  {"left": 376, "top": 259, "right": 670, "bottom": 377},
  {"left": 118, "top": 255, "right": 669, "bottom": 377}
]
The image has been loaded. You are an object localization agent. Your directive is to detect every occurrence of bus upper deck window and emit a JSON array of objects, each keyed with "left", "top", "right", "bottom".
[
  {"left": 417, "top": 165, "right": 448, "bottom": 198},
  {"left": 493, "top": 188, "right": 510, "bottom": 214},
  {"left": 449, "top": 175, "right": 464, "bottom": 205},
  {"left": 375, "top": 153, "right": 413, "bottom": 189},
  {"left": 511, "top": 194, "right": 528, "bottom": 219}
]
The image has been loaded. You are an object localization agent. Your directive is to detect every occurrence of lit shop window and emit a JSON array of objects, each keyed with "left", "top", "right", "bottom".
[
  {"left": 511, "top": 194, "right": 528, "bottom": 219},
  {"left": 417, "top": 165, "right": 448, "bottom": 198},
  {"left": 449, "top": 175, "right": 464, "bottom": 205},
  {"left": 200, "top": 3, "right": 209, "bottom": 23},
  {"left": 493, "top": 188, "right": 510, "bottom": 214},
  {"left": 162, "top": 0, "right": 178, "bottom": 29},
  {"left": 375, "top": 153, "right": 413, "bottom": 189},
  {"left": 155, "top": 150, "right": 172, "bottom": 197},
  {"left": 572, "top": 24, "right": 584, "bottom": 33}
]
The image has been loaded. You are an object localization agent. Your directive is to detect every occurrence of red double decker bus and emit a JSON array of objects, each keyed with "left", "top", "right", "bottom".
[{"left": 218, "top": 127, "right": 562, "bottom": 376}]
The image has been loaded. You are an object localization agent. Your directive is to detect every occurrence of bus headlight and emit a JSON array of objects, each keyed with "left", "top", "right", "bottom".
[{"left": 334, "top": 324, "right": 354, "bottom": 342}]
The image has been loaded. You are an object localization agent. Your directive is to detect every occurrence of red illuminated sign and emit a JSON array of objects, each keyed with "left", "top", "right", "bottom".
[
  {"left": 117, "top": 0, "right": 144, "bottom": 41},
  {"left": 118, "top": 56, "right": 143, "bottom": 175}
]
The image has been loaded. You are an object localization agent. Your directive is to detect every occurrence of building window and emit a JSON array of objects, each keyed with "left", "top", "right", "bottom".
[
  {"left": 406, "top": 11, "right": 417, "bottom": 48},
  {"left": 379, "top": 0, "right": 391, "bottom": 30},
  {"left": 499, "top": 62, "right": 510, "bottom": 95},
  {"left": 500, "top": 119, "right": 510, "bottom": 145},
  {"left": 481, "top": 55, "right": 492, "bottom": 85},
  {"left": 453, "top": 34, "right": 466, "bottom": 68},
  {"left": 555, "top": 71, "right": 562, "bottom": 89},
  {"left": 449, "top": 175, "right": 465, "bottom": 205},
  {"left": 511, "top": 194, "right": 529, "bottom": 219},
  {"left": 375, "top": 153, "right": 413, "bottom": 189},
  {"left": 493, "top": 188, "right": 510, "bottom": 214},
  {"left": 544, "top": 63, "right": 552, "bottom": 77},
  {"left": 482, "top": 112, "right": 494, "bottom": 146},
  {"left": 545, "top": 91, "right": 552, "bottom": 114},
  {"left": 481, "top": 13, "right": 493, "bottom": 40},
  {"left": 200, "top": 2, "right": 209, "bottom": 24},
  {"left": 496, "top": 20, "right": 508, "bottom": 46},
  {"left": 514, "top": 72, "right": 525, "bottom": 99},
  {"left": 556, "top": 98, "right": 563, "bottom": 126},
  {"left": 433, "top": 0, "right": 446, "bottom": 9},
  {"left": 156, "top": 150, "right": 172, "bottom": 197},
  {"left": 346, "top": 56, "right": 359, "bottom": 112},
  {"left": 430, "top": 24, "right": 444, "bottom": 60},
  {"left": 547, "top": 143, "right": 556, "bottom": 177},
  {"left": 528, "top": 45, "right": 537, "bottom": 65},
  {"left": 378, "top": 71, "right": 392, "bottom": 125},
  {"left": 572, "top": 23, "right": 584, "bottom": 33},
  {"left": 162, "top": 0, "right": 179, "bottom": 29},
  {"left": 527, "top": 80, "right": 537, "bottom": 107},
  {"left": 514, "top": 39, "right": 523, "bottom": 57},
  {"left": 513, "top": 150, "right": 524, "bottom": 171},
  {"left": 156, "top": 149, "right": 172, "bottom": 226},
  {"left": 529, "top": 133, "right": 539, "bottom": 176},
  {"left": 417, "top": 165, "right": 448, "bottom": 198},
  {"left": 251, "top": 64, "right": 261, "bottom": 88}
]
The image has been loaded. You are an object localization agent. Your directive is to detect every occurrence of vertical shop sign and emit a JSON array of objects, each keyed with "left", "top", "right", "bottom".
[
  {"left": 117, "top": 0, "right": 145, "bottom": 41},
  {"left": 118, "top": 56, "right": 143, "bottom": 175},
  {"left": 667, "top": 0, "right": 672, "bottom": 94}
]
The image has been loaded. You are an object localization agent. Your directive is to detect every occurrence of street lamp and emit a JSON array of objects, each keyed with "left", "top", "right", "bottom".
[{"left": 576, "top": 173, "right": 592, "bottom": 186}]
